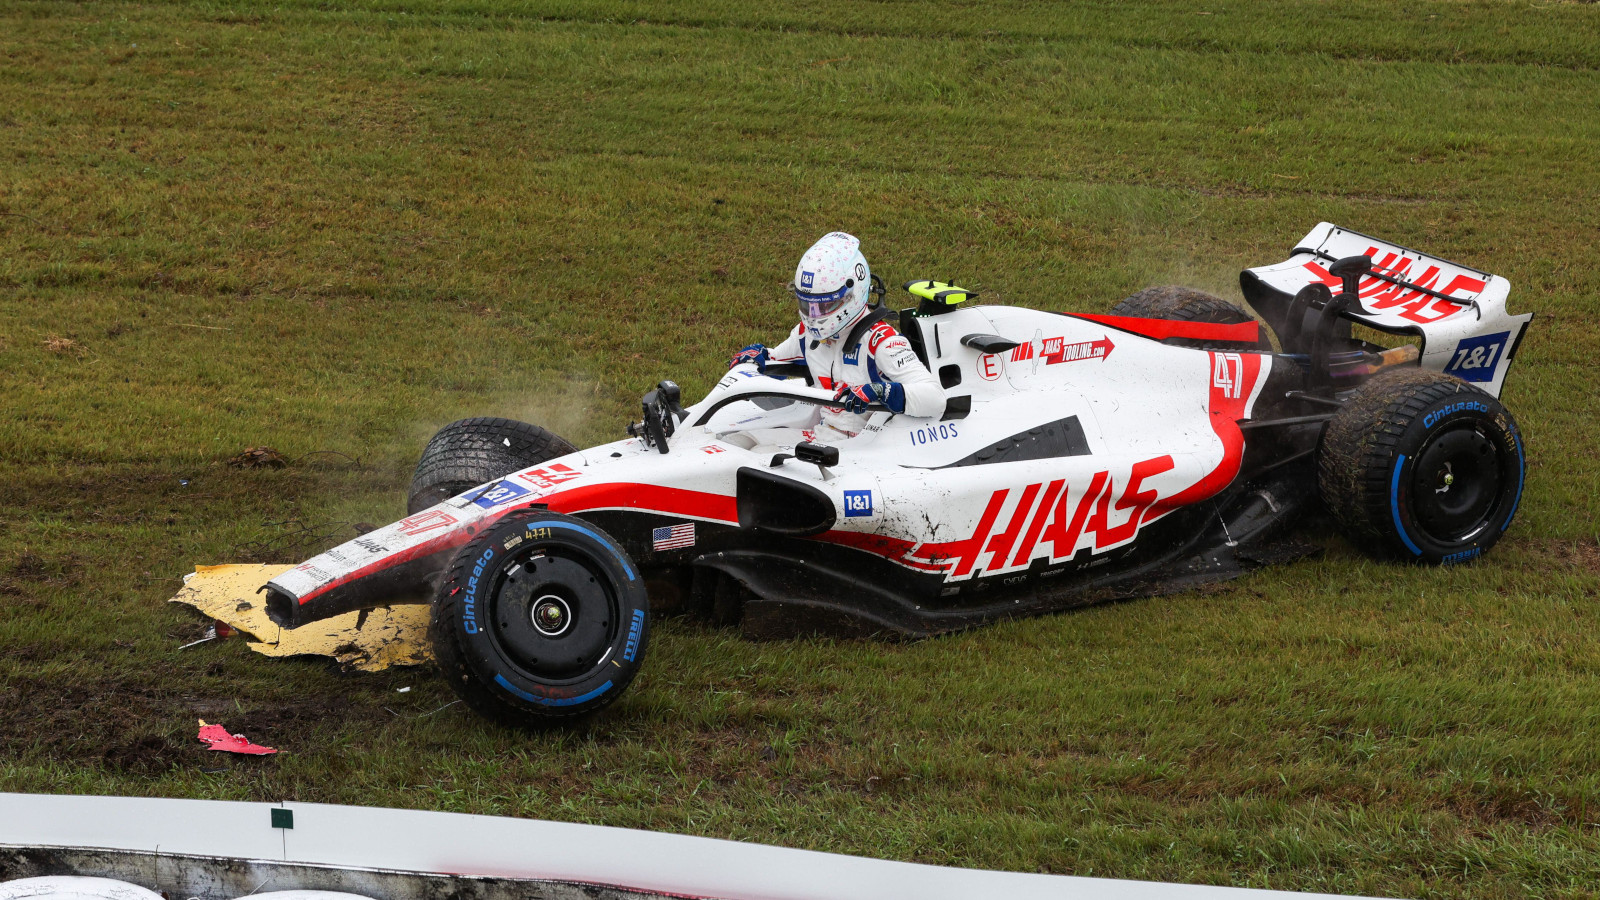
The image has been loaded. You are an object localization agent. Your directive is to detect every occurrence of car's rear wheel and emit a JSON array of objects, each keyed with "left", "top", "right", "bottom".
[
  {"left": 431, "top": 510, "right": 649, "bottom": 727},
  {"left": 1109, "top": 285, "right": 1273, "bottom": 350},
  {"left": 1317, "top": 368, "right": 1524, "bottom": 564},
  {"left": 408, "top": 417, "right": 576, "bottom": 514}
]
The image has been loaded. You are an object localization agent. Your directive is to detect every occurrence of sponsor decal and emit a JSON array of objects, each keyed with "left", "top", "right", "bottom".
[
  {"left": 651, "top": 522, "right": 696, "bottom": 551},
  {"left": 867, "top": 323, "right": 899, "bottom": 354},
  {"left": 1301, "top": 248, "right": 1485, "bottom": 324},
  {"left": 623, "top": 608, "right": 646, "bottom": 662},
  {"left": 843, "top": 489, "right": 873, "bottom": 518},
  {"left": 1442, "top": 548, "right": 1481, "bottom": 565},
  {"left": 398, "top": 509, "right": 458, "bottom": 536},
  {"left": 826, "top": 350, "right": 1260, "bottom": 582},
  {"left": 842, "top": 344, "right": 860, "bottom": 365},
  {"left": 977, "top": 353, "right": 1003, "bottom": 381},
  {"left": 463, "top": 547, "right": 494, "bottom": 633},
  {"left": 472, "top": 479, "right": 532, "bottom": 509},
  {"left": 800, "top": 270, "right": 815, "bottom": 289},
  {"left": 516, "top": 462, "right": 584, "bottom": 491},
  {"left": 1423, "top": 399, "right": 1489, "bottom": 429},
  {"left": 909, "top": 423, "right": 958, "bottom": 445},
  {"left": 294, "top": 563, "right": 332, "bottom": 582},
  {"left": 1009, "top": 335, "right": 1114, "bottom": 368},
  {"left": 1212, "top": 352, "right": 1244, "bottom": 399},
  {"left": 702, "top": 444, "right": 727, "bottom": 454},
  {"left": 352, "top": 537, "right": 389, "bottom": 555},
  {"left": 854, "top": 262, "right": 866, "bottom": 280},
  {"left": 1443, "top": 331, "right": 1509, "bottom": 383},
  {"left": 906, "top": 456, "right": 1177, "bottom": 581}
]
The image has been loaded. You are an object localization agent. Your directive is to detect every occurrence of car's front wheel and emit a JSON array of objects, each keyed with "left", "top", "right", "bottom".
[
  {"left": 431, "top": 510, "right": 650, "bottom": 727},
  {"left": 1317, "top": 367, "right": 1524, "bottom": 564}
]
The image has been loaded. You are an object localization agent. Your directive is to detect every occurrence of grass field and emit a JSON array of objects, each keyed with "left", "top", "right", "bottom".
[{"left": 3, "top": 0, "right": 1600, "bottom": 896}]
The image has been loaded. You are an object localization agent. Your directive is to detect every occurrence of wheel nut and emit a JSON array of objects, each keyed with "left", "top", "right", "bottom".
[{"left": 531, "top": 596, "right": 572, "bottom": 636}]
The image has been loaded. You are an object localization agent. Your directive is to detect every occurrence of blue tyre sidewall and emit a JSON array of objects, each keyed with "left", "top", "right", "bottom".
[
  {"left": 1387, "top": 400, "right": 1524, "bottom": 564},
  {"left": 450, "top": 514, "right": 649, "bottom": 717}
]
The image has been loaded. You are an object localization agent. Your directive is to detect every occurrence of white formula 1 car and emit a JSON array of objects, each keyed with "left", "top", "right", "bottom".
[{"left": 264, "top": 223, "right": 1531, "bottom": 726}]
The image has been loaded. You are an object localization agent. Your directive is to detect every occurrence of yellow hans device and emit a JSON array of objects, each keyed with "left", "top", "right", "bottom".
[{"left": 904, "top": 280, "right": 979, "bottom": 306}]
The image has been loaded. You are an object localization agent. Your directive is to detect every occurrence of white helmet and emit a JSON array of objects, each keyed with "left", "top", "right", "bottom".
[{"left": 793, "top": 232, "right": 873, "bottom": 342}]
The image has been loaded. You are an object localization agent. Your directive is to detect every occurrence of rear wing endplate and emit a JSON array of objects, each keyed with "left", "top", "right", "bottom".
[{"left": 1241, "top": 222, "right": 1532, "bottom": 397}]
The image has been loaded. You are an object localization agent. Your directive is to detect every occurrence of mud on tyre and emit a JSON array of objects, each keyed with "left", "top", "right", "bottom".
[
  {"left": 1317, "top": 367, "right": 1524, "bottom": 564},
  {"left": 408, "top": 417, "right": 576, "bottom": 514},
  {"left": 431, "top": 510, "right": 649, "bottom": 727}
]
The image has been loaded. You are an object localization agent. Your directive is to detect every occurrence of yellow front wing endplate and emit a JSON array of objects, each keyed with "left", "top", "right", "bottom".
[{"left": 169, "top": 565, "right": 431, "bottom": 671}]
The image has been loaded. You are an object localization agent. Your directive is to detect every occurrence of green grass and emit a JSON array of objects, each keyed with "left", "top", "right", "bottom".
[{"left": 3, "top": 0, "right": 1600, "bottom": 896}]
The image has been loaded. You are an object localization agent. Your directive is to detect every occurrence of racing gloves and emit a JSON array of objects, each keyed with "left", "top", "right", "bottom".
[
  {"left": 834, "top": 380, "right": 907, "bottom": 414},
  {"left": 729, "top": 344, "right": 768, "bottom": 372}
]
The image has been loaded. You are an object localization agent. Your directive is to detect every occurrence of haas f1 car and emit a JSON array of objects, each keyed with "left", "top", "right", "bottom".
[{"left": 265, "top": 224, "right": 1531, "bottom": 726}]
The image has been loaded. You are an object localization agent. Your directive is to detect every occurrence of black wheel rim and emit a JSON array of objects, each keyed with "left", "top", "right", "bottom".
[
  {"left": 488, "top": 548, "right": 619, "bottom": 682},
  {"left": 1409, "top": 421, "right": 1503, "bottom": 544}
]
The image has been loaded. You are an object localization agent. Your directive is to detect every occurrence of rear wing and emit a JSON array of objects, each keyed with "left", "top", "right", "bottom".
[{"left": 1241, "top": 223, "right": 1531, "bottom": 397}]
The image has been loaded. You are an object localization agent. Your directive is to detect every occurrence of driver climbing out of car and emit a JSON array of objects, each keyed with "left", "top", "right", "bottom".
[{"left": 729, "top": 231, "right": 945, "bottom": 442}]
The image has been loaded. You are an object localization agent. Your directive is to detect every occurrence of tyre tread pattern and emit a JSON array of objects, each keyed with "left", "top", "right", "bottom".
[
  {"left": 408, "top": 417, "right": 576, "bottom": 514},
  {"left": 1109, "top": 286, "right": 1273, "bottom": 350}
]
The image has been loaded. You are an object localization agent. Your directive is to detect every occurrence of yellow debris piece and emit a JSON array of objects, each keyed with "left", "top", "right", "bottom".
[{"left": 169, "top": 564, "right": 432, "bottom": 671}]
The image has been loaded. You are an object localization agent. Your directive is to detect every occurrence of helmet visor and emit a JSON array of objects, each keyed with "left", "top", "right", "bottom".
[{"left": 794, "top": 281, "right": 853, "bottom": 319}]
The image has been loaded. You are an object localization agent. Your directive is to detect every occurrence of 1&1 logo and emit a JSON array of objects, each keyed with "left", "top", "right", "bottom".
[
  {"left": 843, "top": 489, "right": 873, "bottom": 518},
  {"left": 1444, "top": 331, "right": 1509, "bottom": 383}
]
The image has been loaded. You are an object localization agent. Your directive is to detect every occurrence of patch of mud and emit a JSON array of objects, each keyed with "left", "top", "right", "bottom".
[
  {"left": 102, "top": 734, "right": 184, "bottom": 775},
  {"left": 1522, "top": 537, "right": 1600, "bottom": 577},
  {"left": 1561, "top": 538, "right": 1600, "bottom": 576},
  {"left": 0, "top": 673, "right": 388, "bottom": 769},
  {"left": 1448, "top": 787, "right": 1568, "bottom": 830},
  {"left": 0, "top": 551, "right": 83, "bottom": 601}
]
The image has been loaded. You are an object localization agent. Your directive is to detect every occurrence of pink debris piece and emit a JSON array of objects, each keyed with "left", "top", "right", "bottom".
[{"left": 197, "top": 720, "right": 277, "bottom": 755}]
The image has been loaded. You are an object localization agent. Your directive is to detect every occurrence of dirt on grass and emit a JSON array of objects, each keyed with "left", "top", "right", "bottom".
[{"left": 0, "top": 669, "right": 390, "bottom": 773}]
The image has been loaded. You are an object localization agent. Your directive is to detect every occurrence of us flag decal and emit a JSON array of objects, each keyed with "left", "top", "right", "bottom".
[{"left": 651, "top": 522, "right": 696, "bottom": 551}]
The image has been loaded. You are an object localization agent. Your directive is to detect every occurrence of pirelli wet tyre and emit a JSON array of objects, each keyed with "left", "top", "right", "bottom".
[
  {"left": 1110, "top": 285, "right": 1274, "bottom": 351},
  {"left": 431, "top": 511, "right": 649, "bottom": 727},
  {"left": 1317, "top": 368, "right": 1524, "bottom": 564},
  {"left": 408, "top": 417, "right": 576, "bottom": 514}
]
